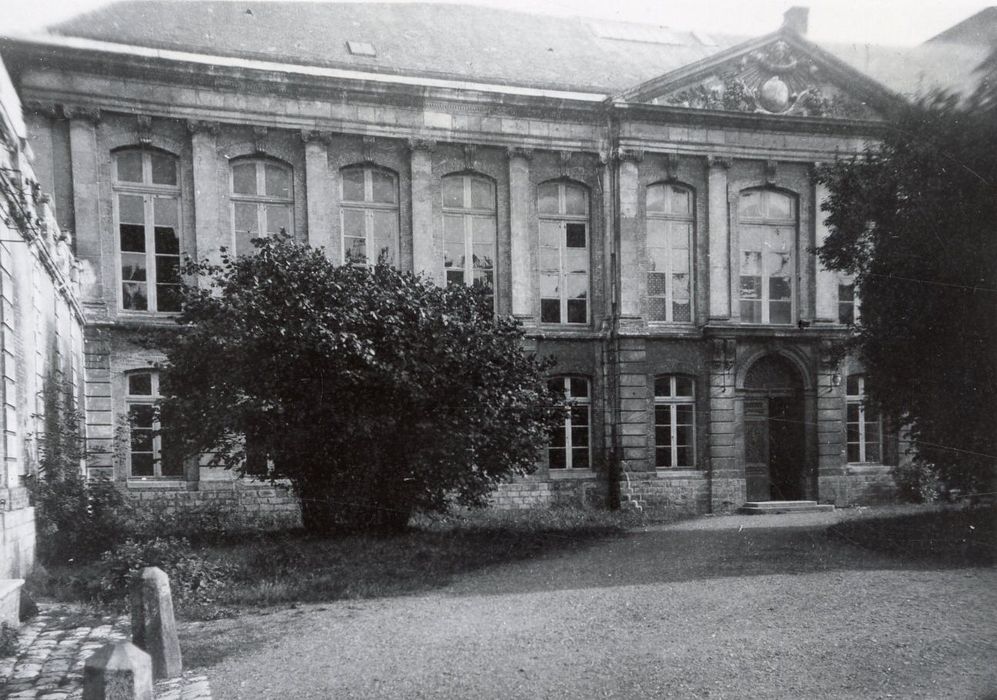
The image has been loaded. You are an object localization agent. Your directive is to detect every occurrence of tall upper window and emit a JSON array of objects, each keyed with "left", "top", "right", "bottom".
[
  {"left": 547, "top": 376, "right": 591, "bottom": 470},
  {"left": 654, "top": 375, "right": 696, "bottom": 468},
  {"left": 114, "top": 149, "right": 181, "bottom": 312},
  {"left": 231, "top": 158, "right": 293, "bottom": 256},
  {"left": 846, "top": 374, "right": 882, "bottom": 463},
  {"left": 125, "top": 371, "right": 183, "bottom": 478},
  {"left": 539, "top": 181, "right": 590, "bottom": 324},
  {"left": 340, "top": 165, "right": 399, "bottom": 266},
  {"left": 646, "top": 183, "right": 693, "bottom": 323},
  {"left": 738, "top": 189, "right": 796, "bottom": 324},
  {"left": 442, "top": 174, "right": 496, "bottom": 310},
  {"left": 838, "top": 282, "right": 857, "bottom": 325}
]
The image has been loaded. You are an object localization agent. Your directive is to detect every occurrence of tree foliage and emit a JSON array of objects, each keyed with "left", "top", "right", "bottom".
[
  {"left": 160, "top": 235, "right": 561, "bottom": 532},
  {"left": 817, "top": 89, "right": 997, "bottom": 494}
]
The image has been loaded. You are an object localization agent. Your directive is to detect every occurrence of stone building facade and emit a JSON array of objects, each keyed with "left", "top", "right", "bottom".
[
  {"left": 1, "top": 54, "right": 85, "bottom": 594},
  {"left": 2, "top": 2, "right": 973, "bottom": 521}
]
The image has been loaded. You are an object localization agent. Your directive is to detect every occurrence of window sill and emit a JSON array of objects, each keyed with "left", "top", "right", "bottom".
[
  {"left": 654, "top": 469, "right": 705, "bottom": 479},
  {"left": 126, "top": 479, "right": 189, "bottom": 490},
  {"left": 549, "top": 469, "right": 596, "bottom": 480},
  {"left": 845, "top": 464, "right": 891, "bottom": 475}
]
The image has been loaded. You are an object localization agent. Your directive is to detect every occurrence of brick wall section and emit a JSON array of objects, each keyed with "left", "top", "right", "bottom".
[
  {"left": 622, "top": 472, "right": 709, "bottom": 516},
  {"left": 820, "top": 467, "right": 897, "bottom": 507},
  {"left": 490, "top": 478, "right": 608, "bottom": 510},
  {"left": 617, "top": 337, "right": 649, "bottom": 477},
  {"left": 126, "top": 482, "right": 301, "bottom": 531}
]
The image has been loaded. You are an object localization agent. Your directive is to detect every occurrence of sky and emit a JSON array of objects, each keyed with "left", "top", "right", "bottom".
[{"left": 0, "top": 0, "right": 990, "bottom": 46}]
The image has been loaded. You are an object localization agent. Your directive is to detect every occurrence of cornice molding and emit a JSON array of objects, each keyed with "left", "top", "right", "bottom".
[{"left": 186, "top": 119, "right": 220, "bottom": 135}]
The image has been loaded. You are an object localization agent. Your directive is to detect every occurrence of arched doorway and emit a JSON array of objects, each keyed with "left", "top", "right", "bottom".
[{"left": 743, "top": 354, "right": 805, "bottom": 501}]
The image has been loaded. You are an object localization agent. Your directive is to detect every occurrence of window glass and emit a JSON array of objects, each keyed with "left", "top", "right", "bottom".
[
  {"left": 538, "top": 183, "right": 559, "bottom": 215},
  {"left": 738, "top": 191, "right": 795, "bottom": 324},
  {"left": 647, "top": 185, "right": 693, "bottom": 322},
  {"left": 232, "top": 162, "right": 257, "bottom": 195},
  {"left": 371, "top": 170, "right": 396, "bottom": 204},
  {"left": 441, "top": 175, "right": 497, "bottom": 310},
  {"left": 539, "top": 183, "right": 589, "bottom": 325},
  {"left": 126, "top": 372, "right": 183, "bottom": 478},
  {"left": 442, "top": 177, "right": 464, "bottom": 208},
  {"left": 469, "top": 178, "right": 494, "bottom": 210},
  {"left": 654, "top": 375, "right": 696, "bottom": 468},
  {"left": 564, "top": 185, "right": 587, "bottom": 216},
  {"left": 265, "top": 204, "right": 292, "bottom": 235},
  {"left": 341, "top": 168, "right": 365, "bottom": 202},
  {"left": 547, "top": 377, "right": 591, "bottom": 469},
  {"left": 116, "top": 151, "right": 144, "bottom": 183},
  {"left": 128, "top": 373, "right": 153, "bottom": 396},
  {"left": 264, "top": 164, "right": 291, "bottom": 198},
  {"left": 340, "top": 167, "right": 399, "bottom": 266},
  {"left": 150, "top": 152, "right": 177, "bottom": 186},
  {"left": 846, "top": 374, "right": 882, "bottom": 463}
]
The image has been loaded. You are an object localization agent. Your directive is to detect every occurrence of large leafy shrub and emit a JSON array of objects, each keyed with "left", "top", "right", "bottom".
[{"left": 160, "top": 235, "right": 562, "bottom": 533}]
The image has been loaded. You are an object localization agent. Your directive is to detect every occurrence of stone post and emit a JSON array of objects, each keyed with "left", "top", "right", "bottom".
[
  {"left": 130, "top": 566, "right": 182, "bottom": 680},
  {"left": 507, "top": 147, "right": 534, "bottom": 324},
  {"left": 707, "top": 156, "right": 731, "bottom": 320},
  {"left": 617, "top": 148, "right": 643, "bottom": 319},
  {"left": 408, "top": 138, "right": 438, "bottom": 283},
  {"left": 188, "top": 120, "right": 222, "bottom": 266},
  {"left": 813, "top": 174, "right": 838, "bottom": 323},
  {"left": 83, "top": 641, "right": 154, "bottom": 700},
  {"left": 302, "top": 131, "right": 335, "bottom": 259}
]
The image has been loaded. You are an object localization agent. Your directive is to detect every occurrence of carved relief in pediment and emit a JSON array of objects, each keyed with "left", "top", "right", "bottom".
[{"left": 650, "top": 41, "right": 880, "bottom": 120}]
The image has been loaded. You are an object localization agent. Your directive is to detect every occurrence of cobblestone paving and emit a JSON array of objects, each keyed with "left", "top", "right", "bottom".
[{"left": 0, "top": 604, "right": 211, "bottom": 699}]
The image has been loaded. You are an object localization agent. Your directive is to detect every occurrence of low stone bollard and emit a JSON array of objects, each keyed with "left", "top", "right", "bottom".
[
  {"left": 83, "top": 641, "right": 154, "bottom": 700},
  {"left": 130, "top": 566, "right": 183, "bottom": 680}
]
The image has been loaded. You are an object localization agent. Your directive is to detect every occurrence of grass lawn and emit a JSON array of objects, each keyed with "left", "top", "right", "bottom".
[{"left": 829, "top": 503, "right": 995, "bottom": 566}]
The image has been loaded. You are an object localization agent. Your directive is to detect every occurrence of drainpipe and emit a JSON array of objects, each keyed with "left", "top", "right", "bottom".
[{"left": 602, "top": 105, "right": 623, "bottom": 510}]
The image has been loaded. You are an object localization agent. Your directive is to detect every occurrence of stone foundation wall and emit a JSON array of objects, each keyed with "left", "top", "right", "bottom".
[
  {"left": 125, "top": 482, "right": 301, "bottom": 532},
  {"left": 621, "top": 471, "right": 710, "bottom": 516},
  {"left": 490, "top": 478, "right": 609, "bottom": 510},
  {"left": 0, "top": 489, "right": 35, "bottom": 579},
  {"left": 820, "top": 466, "right": 897, "bottom": 507}
]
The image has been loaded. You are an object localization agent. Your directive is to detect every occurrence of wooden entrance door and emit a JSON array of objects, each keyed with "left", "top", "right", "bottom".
[{"left": 744, "top": 396, "right": 770, "bottom": 501}]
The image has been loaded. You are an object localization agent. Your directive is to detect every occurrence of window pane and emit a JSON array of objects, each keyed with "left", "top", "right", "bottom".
[
  {"left": 472, "top": 216, "right": 496, "bottom": 245},
  {"left": 767, "top": 192, "right": 793, "bottom": 219},
  {"left": 160, "top": 445, "right": 185, "bottom": 477},
  {"left": 548, "top": 447, "right": 566, "bottom": 469},
  {"left": 647, "top": 297, "right": 667, "bottom": 321},
  {"left": 571, "top": 426, "right": 589, "bottom": 448},
  {"left": 648, "top": 271, "right": 667, "bottom": 298},
  {"left": 675, "top": 377, "right": 694, "bottom": 397},
  {"left": 566, "top": 299, "right": 587, "bottom": 324},
  {"left": 130, "top": 426, "right": 153, "bottom": 452},
  {"left": 121, "top": 253, "right": 147, "bottom": 281},
  {"left": 119, "top": 194, "right": 145, "bottom": 225},
  {"left": 539, "top": 221, "right": 560, "bottom": 250},
  {"left": 838, "top": 283, "right": 854, "bottom": 302},
  {"left": 264, "top": 164, "right": 291, "bottom": 199},
  {"left": 740, "top": 300, "right": 762, "bottom": 323},
  {"left": 564, "top": 185, "right": 587, "bottom": 216},
  {"left": 769, "top": 277, "right": 791, "bottom": 301},
  {"left": 741, "top": 250, "right": 762, "bottom": 277},
  {"left": 120, "top": 224, "right": 146, "bottom": 253},
  {"left": 265, "top": 204, "right": 291, "bottom": 235},
  {"left": 157, "top": 284, "right": 182, "bottom": 313},
  {"left": 547, "top": 377, "right": 565, "bottom": 396},
  {"left": 654, "top": 377, "right": 672, "bottom": 398},
  {"left": 571, "top": 447, "right": 589, "bottom": 468},
  {"left": 442, "top": 177, "right": 464, "bottom": 208},
  {"left": 676, "top": 404, "right": 694, "bottom": 425},
  {"left": 739, "top": 191, "right": 763, "bottom": 218},
  {"left": 129, "top": 403, "right": 154, "bottom": 429},
  {"left": 130, "top": 453, "right": 154, "bottom": 477},
  {"left": 232, "top": 163, "right": 257, "bottom": 195},
  {"left": 150, "top": 153, "right": 177, "bottom": 186},
  {"left": 846, "top": 375, "right": 861, "bottom": 396},
  {"left": 344, "top": 236, "right": 366, "bottom": 264},
  {"left": 769, "top": 300, "right": 792, "bottom": 325},
  {"left": 646, "top": 185, "right": 666, "bottom": 214},
  {"left": 122, "top": 283, "right": 148, "bottom": 311},
  {"left": 446, "top": 270, "right": 463, "bottom": 287},
  {"left": 371, "top": 210, "right": 398, "bottom": 265},
  {"left": 656, "top": 447, "right": 672, "bottom": 468},
  {"left": 540, "top": 299, "right": 560, "bottom": 324},
  {"left": 154, "top": 196, "right": 178, "bottom": 228},
  {"left": 740, "top": 276, "right": 761, "bottom": 300},
  {"left": 670, "top": 186, "right": 691, "bottom": 216},
  {"left": 341, "top": 168, "right": 365, "bottom": 202},
  {"left": 569, "top": 377, "right": 589, "bottom": 398},
  {"left": 864, "top": 441, "right": 881, "bottom": 463},
  {"left": 565, "top": 249, "right": 588, "bottom": 275},
  {"left": 371, "top": 170, "right": 396, "bottom": 204},
  {"left": 155, "top": 256, "right": 180, "bottom": 285},
  {"left": 443, "top": 215, "right": 465, "bottom": 270},
  {"left": 470, "top": 178, "right": 494, "bottom": 210},
  {"left": 839, "top": 303, "right": 854, "bottom": 325},
  {"left": 847, "top": 444, "right": 860, "bottom": 463},
  {"left": 675, "top": 446, "right": 692, "bottom": 468},
  {"left": 234, "top": 202, "right": 258, "bottom": 237},
  {"left": 538, "top": 183, "right": 559, "bottom": 215},
  {"left": 155, "top": 227, "right": 180, "bottom": 256},
  {"left": 128, "top": 373, "right": 153, "bottom": 395},
  {"left": 342, "top": 208, "right": 365, "bottom": 237},
  {"left": 566, "top": 274, "right": 587, "bottom": 301},
  {"left": 565, "top": 223, "right": 586, "bottom": 249},
  {"left": 116, "top": 151, "right": 144, "bottom": 183}
]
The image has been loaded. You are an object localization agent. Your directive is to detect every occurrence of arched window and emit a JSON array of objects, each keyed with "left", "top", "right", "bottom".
[
  {"left": 114, "top": 148, "right": 181, "bottom": 312},
  {"left": 125, "top": 371, "right": 183, "bottom": 478},
  {"left": 646, "top": 183, "right": 693, "bottom": 322},
  {"left": 846, "top": 374, "right": 882, "bottom": 463},
  {"left": 547, "top": 376, "right": 591, "bottom": 470},
  {"left": 738, "top": 189, "right": 796, "bottom": 324},
  {"left": 654, "top": 375, "right": 696, "bottom": 468},
  {"left": 442, "top": 174, "right": 496, "bottom": 310},
  {"left": 340, "top": 165, "right": 399, "bottom": 266},
  {"left": 539, "top": 181, "right": 590, "bottom": 324},
  {"left": 230, "top": 158, "right": 293, "bottom": 255}
]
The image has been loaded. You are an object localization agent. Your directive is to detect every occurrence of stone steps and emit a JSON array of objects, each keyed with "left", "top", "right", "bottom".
[{"left": 739, "top": 500, "right": 835, "bottom": 515}]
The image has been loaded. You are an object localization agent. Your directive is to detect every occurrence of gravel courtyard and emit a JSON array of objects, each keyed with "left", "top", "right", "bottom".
[{"left": 188, "top": 510, "right": 997, "bottom": 699}]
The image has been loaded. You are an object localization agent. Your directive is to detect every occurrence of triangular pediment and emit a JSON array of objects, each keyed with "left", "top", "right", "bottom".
[{"left": 619, "top": 30, "right": 903, "bottom": 121}]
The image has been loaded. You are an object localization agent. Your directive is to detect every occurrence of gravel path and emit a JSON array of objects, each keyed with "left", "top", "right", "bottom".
[{"left": 194, "top": 511, "right": 997, "bottom": 699}]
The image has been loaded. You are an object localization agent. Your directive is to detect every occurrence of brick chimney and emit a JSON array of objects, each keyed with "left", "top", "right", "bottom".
[{"left": 783, "top": 6, "right": 809, "bottom": 35}]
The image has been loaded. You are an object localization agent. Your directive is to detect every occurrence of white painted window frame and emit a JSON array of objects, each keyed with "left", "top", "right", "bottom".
[
  {"left": 646, "top": 182, "right": 694, "bottom": 324},
  {"left": 737, "top": 189, "right": 797, "bottom": 325},
  {"left": 654, "top": 374, "right": 697, "bottom": 469},
  {"left": 124, "top": 370, "right": 181, "bottom": 479},
  {"left": 229, "top": 158, "right": 294, "bottom": 253},
  {"left": 113, "top": 149, "right": 181, "bottom": 313},
  {"left": 441, "top": 174, "right": 497, "bottom": 311},
  {"left": 339, "top": 165, "right": 400, "bottom": 267},
  {"left": 548, "top": 376, "right": 592, "bottom": 470},
  {"left": 538, "top": 181, "right": 590, "bottom": 326},
  {"left": 846, "top": 374, "right": 883, "bottom": 464}
]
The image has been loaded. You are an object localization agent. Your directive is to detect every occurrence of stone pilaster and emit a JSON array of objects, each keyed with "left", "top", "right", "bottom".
[
  {"left": 67, "top": 109, "right": 102, "bottom": 303},
  {"left": 507, "top": 147, "right": 534, "bottom": 324},
  {"left": 617, "top": 337, "right": 649, "bottom": 475},
  {"left": 814, "top": 175, "right": 838, "bottom": 323},
  {"left": 408, "top": 138, "right": 438, "bottom": 283},
  {"left": 708, "top": 337, "right": 743, "bottom": 511},
  {"left": 707, "top": 156, "right": 731, "bottom": 320},
  {"left": 816, "top": 340, "right": 846, "bottom": 502},
  {"left": 302, "top": 131, "right": 335, "bottom": 259},
  {"left": 188, "top": 120, "right": 223, "bottom": 266},
  {"left": 616, "top": 148, "right": 642, "bottom": 319}
]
